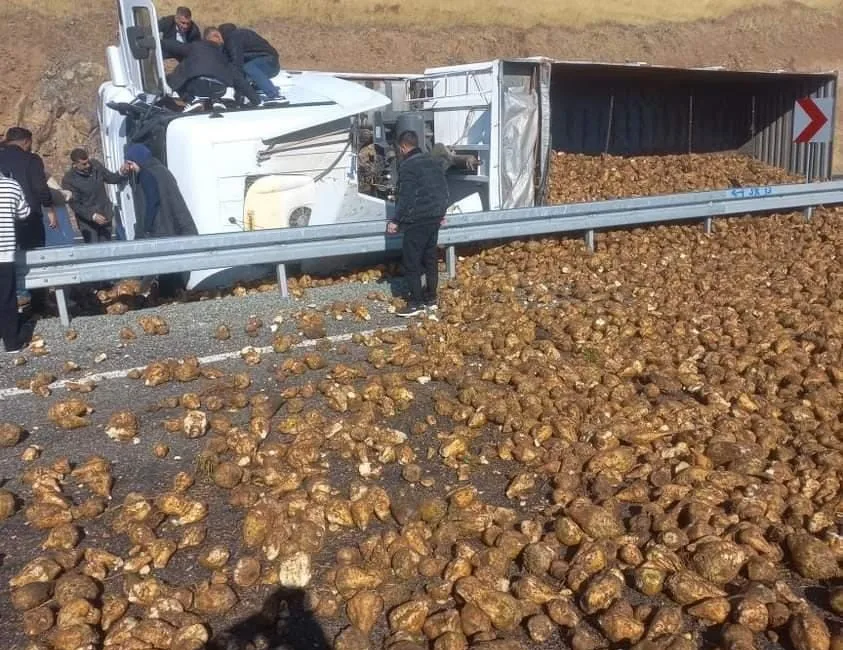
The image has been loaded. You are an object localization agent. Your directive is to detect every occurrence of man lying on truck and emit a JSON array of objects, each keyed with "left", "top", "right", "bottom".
[
  {"left": 218, "top": 23, "right": 285, "bottom": 102},
  {"left": 165, "top": 27, "right": 263, "bottom": 111},
  {"left": 159, "top": 6, "right": 201, "bottom": 61}
]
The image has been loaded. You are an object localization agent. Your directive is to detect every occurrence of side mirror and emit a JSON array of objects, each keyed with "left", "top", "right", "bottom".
[{"left": 127, "top": 25, "right": 156, "bottom": 60}]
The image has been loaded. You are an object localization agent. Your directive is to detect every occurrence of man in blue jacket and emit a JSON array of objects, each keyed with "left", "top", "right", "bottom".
[{"left": 387, "top": 130, "right": 450, "bottom": 317}]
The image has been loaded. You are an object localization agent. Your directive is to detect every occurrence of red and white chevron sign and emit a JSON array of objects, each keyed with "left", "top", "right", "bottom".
[{"left": 793, "top": 96, "right": 833, "bottom": 144}]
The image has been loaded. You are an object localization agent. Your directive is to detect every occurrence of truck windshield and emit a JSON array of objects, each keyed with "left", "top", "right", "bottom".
[{"left": 133, "top": 6, "right": 162, "bottom": 95}]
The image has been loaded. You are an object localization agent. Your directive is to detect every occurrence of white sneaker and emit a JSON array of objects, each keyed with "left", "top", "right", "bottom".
[
  {"left": 211, "top": 101, "right": 227, "bottom": 112},
  {"left": 182, "top": 100, "right": 204, "bottom": 113},
  {"left": 260, "top": 96, "right": 289, "bottom": 108}
]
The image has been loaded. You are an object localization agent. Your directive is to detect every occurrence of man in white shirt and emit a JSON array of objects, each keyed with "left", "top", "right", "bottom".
[
  {"left": 159, "top": 7, "right": 201, "bottom": 61},
  {"left": 0, "top": 173, "right": 31, "bottom": 352}
]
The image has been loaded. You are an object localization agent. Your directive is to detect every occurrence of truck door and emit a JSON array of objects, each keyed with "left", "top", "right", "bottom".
[{"left": 118, "top": 0, "right": 169, "bottom": 98}]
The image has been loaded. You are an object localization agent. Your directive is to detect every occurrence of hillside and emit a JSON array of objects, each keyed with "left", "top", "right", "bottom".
[{"left": 2, "top": 0, "right": 843, "bottom": 174}]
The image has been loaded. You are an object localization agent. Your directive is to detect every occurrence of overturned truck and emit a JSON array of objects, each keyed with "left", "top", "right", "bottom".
[{"left": 99, "top": 1, "right": 835, "bottom": 289}]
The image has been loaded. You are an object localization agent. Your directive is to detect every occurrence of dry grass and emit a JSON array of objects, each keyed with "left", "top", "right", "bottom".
[{"left": 11, "top": 0, "right": 843, "bottom": 28}]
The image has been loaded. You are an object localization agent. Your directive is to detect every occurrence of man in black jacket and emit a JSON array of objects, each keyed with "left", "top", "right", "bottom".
[
  {"left": 61, "top": 148, "right": 128, "bottom": 243},
  {"left": 0, "top": 127, "right": 58, "bottom": 313},
  {"left": 166, "top": 27, "right": 261, "bottom": 109},
  {"left": 123, "top": 143, "right": 198, "bottom": 299},
  {"left": 218, "top": 23, "right": 283, "bottom": 101},
  {"left": 0, "top": 128, "right": 57, "bottom": 248},
  {"left": 159, "top": 6, "right": 201, "bottom": 61},
  {"left": 388, "top": 130, "right": 450, "bottom": 317}
]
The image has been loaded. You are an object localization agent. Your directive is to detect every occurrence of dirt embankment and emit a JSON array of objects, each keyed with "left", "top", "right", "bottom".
[{"left": 2, "top": 2, "right": 843, "bottom": 176}]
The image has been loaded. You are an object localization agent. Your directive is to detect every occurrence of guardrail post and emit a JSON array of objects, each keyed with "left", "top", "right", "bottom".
[
  {"left": 276, "top": 264, "right": 289, "bottom": 299},
  {"left": 446, "top": 246, "right": 457, "bottom": 279},
  {"left": 585, "top": 230, "right": 595, "bottom": 253},
  {"left": 55, "top": 288, "right": 71, "bottom": 328},
  {"left": 704, "top": 217, "right": 714, "bottom": 235}
]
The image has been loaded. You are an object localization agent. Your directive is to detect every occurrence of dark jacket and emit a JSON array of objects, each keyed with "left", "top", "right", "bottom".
[
  {"left": 61, "top": 159, "right": 126, "bottom": 228},
  {"left": 124, "top": 144, "right": 198, "bottom": 238},
  {"left": 0, "top": 144, "right": 53, "bottom": 218},
  {"left": 158, "top": 15, "right": 201, "bottom": 60},
  {"left": 166, "top": 41, "right": 260, "bottom": 105},
  {"left": 219, "top": 25, "right": 279, "bottom": 67},
  {"left": 393, "top": 148, "right": 450, "bottom": 226}
]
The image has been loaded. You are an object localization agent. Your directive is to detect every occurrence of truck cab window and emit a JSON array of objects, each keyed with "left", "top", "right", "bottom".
[{"left": 132, "top": 7, "right": 162, "bottom": 95}]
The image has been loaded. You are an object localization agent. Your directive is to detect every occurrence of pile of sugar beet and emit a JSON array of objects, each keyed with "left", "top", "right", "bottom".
[{"left": 4, "top": 151, "right": 842, "bottom": 650}]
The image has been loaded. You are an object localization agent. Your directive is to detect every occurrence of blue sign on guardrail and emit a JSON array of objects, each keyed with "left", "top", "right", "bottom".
[{"left": 729, "top": 186, "right": 774, "bottom": 198}]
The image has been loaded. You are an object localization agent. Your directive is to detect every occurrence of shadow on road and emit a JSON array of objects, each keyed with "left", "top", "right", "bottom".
[{"left": 209, "top": 587, "right": 330, "bottom": 650}]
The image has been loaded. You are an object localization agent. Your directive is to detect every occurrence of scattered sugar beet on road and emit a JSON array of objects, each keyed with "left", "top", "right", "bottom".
[{"left": 1, "top": 153, "right": 842, "bottom": 650}]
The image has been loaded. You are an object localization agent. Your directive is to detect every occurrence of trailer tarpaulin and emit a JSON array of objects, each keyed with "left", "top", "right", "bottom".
[{"left": 500, "top": 59, "right": 551, "bottom": 209}]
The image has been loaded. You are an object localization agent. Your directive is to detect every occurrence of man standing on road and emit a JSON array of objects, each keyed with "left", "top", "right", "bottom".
[
  {"left": 159, "top": 6, "right": 201, "bottom": 61},
  {"left": 122, "top": 143, "right": 198, "bottom": 300},
  {"left": 0, "top": 173, "right": 32, "bottom": 353},
  {"left": 0, "top": 127, "right": 58, "bottom": 313},
  {"left": 218, "top": 23, "right": 285, "bottom": 102},
  {"left": 61, "top": 148, "right": 128, "bottom": 243},
  {"left": 387, "top": 130, "right": 450, "bottom": 318}
]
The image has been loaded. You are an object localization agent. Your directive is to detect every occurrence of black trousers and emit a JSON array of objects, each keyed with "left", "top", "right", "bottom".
[
  {"left": 16, "top": 216, "right": 48, "bottom": 312},
  {"left": 401, "top": 221, "right": 440, "bottom": 305},
  {"left": 0, "top": 262, "right": 20, "bottom": 350},
  {"left": 16, "top": 216, "right": 45, "bottom": 250},
  {"left": 181, "top": 76, "right": 259, "bottom": 107},
  {"left": 80, "top": 223, "right": 112, "bottom": 243},
  {"left": 156, "top": 272, "right": 189, "bottom": 299}
]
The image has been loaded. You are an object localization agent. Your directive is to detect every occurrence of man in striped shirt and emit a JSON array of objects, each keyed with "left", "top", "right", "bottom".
[{"left": 0, "top": 173, "right": 30, "bottom": 353}]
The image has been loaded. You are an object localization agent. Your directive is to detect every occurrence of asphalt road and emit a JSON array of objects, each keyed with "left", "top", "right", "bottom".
[
  {"left": 0, "top": 275, "right": 419, "bottom": 396},
  {"left": 0, "top": 275, "right": 478, "bottom": 649}
]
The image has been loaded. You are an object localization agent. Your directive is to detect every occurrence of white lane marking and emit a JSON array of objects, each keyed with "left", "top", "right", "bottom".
[{"left": 0, "top": 325, "right": 408, "bottom": 400}]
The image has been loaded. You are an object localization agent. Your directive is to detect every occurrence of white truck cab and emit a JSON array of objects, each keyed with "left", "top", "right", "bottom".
[{"left": 99, "top": 0, "right": 551, "bottom": 288}]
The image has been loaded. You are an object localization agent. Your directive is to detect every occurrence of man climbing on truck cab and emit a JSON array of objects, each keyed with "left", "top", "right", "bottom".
[
  {"left": 218, "top": 23, "right": 285, "bottom": 103},
  {"left": 159, "top": 6, "right": 201, "bottom": 61},
  {"left": 166, "top": 27, "right": 263, "bottom": 111}
]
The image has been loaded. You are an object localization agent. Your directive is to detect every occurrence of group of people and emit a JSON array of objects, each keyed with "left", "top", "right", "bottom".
[
  {"left": 0, "top": 125, "right": 198, "bottom": 353},
  {"left": 158, "top": 7, "right": 287, "bottom": 111}
]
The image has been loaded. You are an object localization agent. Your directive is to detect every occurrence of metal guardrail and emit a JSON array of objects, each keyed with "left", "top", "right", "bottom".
[{"left": 19, "top": 180, "right": 843, "bottom": 327}]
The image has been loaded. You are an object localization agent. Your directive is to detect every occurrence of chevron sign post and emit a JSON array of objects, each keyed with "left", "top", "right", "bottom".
[
  {"left": 793, "top": 96, "right": 833, "bottom": 144},
  {"left": 793, "top": 96, "right": 834, "bottom": 221}
]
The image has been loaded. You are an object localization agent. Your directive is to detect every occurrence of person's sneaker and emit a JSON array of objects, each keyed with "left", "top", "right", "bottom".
[
  {"left": 259, "top": 96, "right": 290, "bottom": 108},
  {"left": 424, "top": 298, "right": 438, "bottom": 311},
  {"left": 4, "top": 340, "right": 25, "bottom": 354},
  {"left": 211, "top": 101, "right": 227, "bottom": 112},
  {"left": 182, "top": 100, "right": 205, "bottom": 113},
  {"left": 396, "top": 303, "right": 425, "bottom": 318}
]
